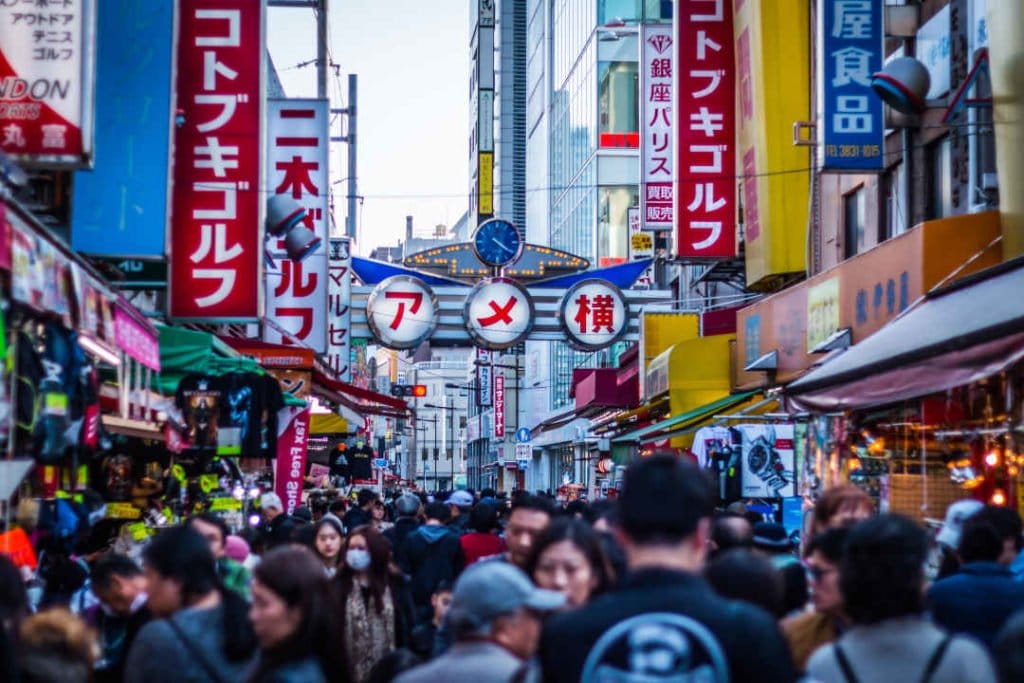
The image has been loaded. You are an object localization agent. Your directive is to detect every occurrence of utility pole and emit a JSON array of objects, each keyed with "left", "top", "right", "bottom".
[{"left": 331, "top": 75, "right": 359, "bottom": 240}]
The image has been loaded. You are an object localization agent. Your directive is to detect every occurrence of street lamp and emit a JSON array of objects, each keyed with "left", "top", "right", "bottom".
[
  {"left": 415, "top": 415, "right": 440, "bottom": 492},
  {"left": 424, "top": 401, "right": 462, "bottom": 489}
]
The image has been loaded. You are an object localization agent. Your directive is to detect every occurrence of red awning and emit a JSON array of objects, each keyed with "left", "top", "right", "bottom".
[{"left": 312, "top": 368, "right": 409, "bottom": 419}]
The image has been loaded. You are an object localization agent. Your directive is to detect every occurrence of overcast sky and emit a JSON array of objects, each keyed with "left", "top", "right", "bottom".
[{"left": 267, "top": 1, "right": 471, "bottom": 255}]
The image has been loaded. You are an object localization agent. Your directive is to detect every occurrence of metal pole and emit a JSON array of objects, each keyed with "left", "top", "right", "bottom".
[
  {"left": 316, "top": 0, "right": 328, "bottom": 99},
  {"left": 346, "top": 74, "right": 358, "bottom": 240}
]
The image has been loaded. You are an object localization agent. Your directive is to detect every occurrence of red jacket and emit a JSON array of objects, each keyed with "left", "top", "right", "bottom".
[{"left": 459, "top": 532, "right": 506, "bottom": 566}]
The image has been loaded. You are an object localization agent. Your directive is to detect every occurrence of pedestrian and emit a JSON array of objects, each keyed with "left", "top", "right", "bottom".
[
  {"left": 932, "top": 499, "right": 984, "bottom": 580},
  {"left": 248, "top": 545, "right": 344, "bottom": 683},
  {"left": 540, "top": 454, "right": 797, "bottom": 682},
  {"left": 458, "top": 502, "right": 506, "bottom": 567},
  {"left": 343, "top": 490, "right": 379, "bottom": 532},
  {"left": 709, "top": 510, "right": 754, "bottom": 558},
  {"left": 189, "top": 512, "right": 252, "bottom": 600},
  {"left": 502, "top": 494, "right": 555, "bottom": 570},
  {"left": 125, "top": 525, "right": 257, "bottom": 683},
  {"left": 291, "top": 506, "right": 315, "bottom": 547},
  {"left": 225, "top": 535, "right": 258, "bottom": 573},
  {"left": 0, "top": 555, "right": 28, "bottom": 683},
  {"left": 395, "top": 502, "right": 464, "bottom": 619},
  {"left": 17, "top": 607, "right": 97, "bottom": 683},
  {"left": 383, "top": 493, "right": 423, "bottom": 560},
  {"left": 704, "top": 548, "right": 785, "bottom": 618},
  {"left": 525, "top": 516, "right": 612, "bottom": 610},
  {"left": 260, "top": 493, "right": 297, "bottom": 551},
  {"left": 335, "top": 525, "right": 415, "bottom": 682},
  {"left": 807, "top": 514, "right": 997, "bottom": 683},
  {"left": 808, "top": 485, "right": 874, "bottom": 538},
  {"left": 445, "top": 490, "right": 474, "bottom": 536},
  {"left": 89, "top": 553, "right": 152, "bottom": 683},
  {"left": 753, "top": 521, "right": 808, "bottom": 617},
  {"left": 393, "top": 562, "right": 565, "bottom": 683},
  {"left": 409, "top": 581, "right": 452, "bottom": 661},
  {"left": 994, "top": 608, "right": 1024, "bottom": 683},
  {"left": 311, "top": 514, "right": 346, "bottom": 578},
  {"left": 371, "top": 500, "right": 394, "bottom": 533},
  {"left": 782, "top": 527, "right": 850, "bottom": 670},
  {"left": 928, "top": 505, "right": 1024, "bottom": 648}
]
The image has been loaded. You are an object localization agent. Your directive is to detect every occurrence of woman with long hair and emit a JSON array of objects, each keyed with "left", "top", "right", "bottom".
[
  {"left": 125, "top": 526, "right": 257, "bottom": 683},
  {"left": 525, "top": 517, "right": 613, "bottom": 610},
  {"left": 248, "top": 545, "right": 346, "bottom": 683},
  {"left": 311, "top": 515, "right": 345, "bottom": 578},
  {"left": 335, "top": 525, "right": 414, "bottom": 683}
]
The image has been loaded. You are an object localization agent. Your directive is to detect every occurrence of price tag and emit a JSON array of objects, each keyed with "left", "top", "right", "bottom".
[
  {"left": 171, "top": 464, "right": 186, "bottom": 483},
  {"left": 199, "top": 474, "right": 219, "bottom": 493},
  {"left": 44, "top": 392, "right": 69, "bottom": 417},
  {"left": 124, "top": 522, "right": 150, "bottom": 541},
  {"left": 209, "top": 497, "right": 242, "bottom": 512},
  {"left": 106, "top": 503, "right": 141, "bottom": 520}
]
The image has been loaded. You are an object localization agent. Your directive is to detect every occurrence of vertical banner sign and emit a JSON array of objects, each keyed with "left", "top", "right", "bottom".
[
  {"left": 0, "top": 0, "right": 94, "bottom": 165},
  {"left": 264, "top": 99, "right": 329, "bottom": 352},
  {"left": 169, "top": 0, "right": 263, "bottom": 320},
  {"left": 821, "top": 0, "right": 884, "bottom": 170},
  {"left": 327, "top": 237, "right": 352, "bottom": 381},
  {"left": 477, "top": 348, "right": 493, "bottom": 407},
  {"left": 493, "top": 374, "right": 505, "bottom": 438},
  {"left": 274, "top": 407, "right": 310, "bottom": 516},
  {"left": 642, "top": 25, "right": 674, "bottom": 231},
  {"left": 72, "top": 0, "right": 173, "bottom": 258},
  {"left": 675, "top": 0, "right": 736, "bottom": 258}
]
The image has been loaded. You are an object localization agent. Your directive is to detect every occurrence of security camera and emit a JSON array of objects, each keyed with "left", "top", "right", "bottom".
[
  {"left": 266, "top": 194, "right": 322, "bottom": 262},
  {"left": 871, "top": 57, "right": 931, "bottom": 115}
]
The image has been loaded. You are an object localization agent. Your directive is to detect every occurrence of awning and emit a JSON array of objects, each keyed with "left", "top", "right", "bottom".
[
  {"left": 312, "top": 369, "right": 409, "bottom": 419},
  {"left": 657, "top": 394, "right": 779, "bottom": 443},
  {"left": 155, "top": 325, "right": 261, "bottom": 394},
  {"left": 591, "top": 396, "right": 670, "bottom": 434},
  {"left": 310, "top": 413, "right": 349, "bottom": 434},
  {"left": 613, "top": 391, "right": 758, "bottom": 443},
  {"left": 788, "top": 257, "right": 1024, "bottom": 411}
]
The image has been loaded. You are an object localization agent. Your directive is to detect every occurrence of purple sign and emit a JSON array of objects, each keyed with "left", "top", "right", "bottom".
[{"left": 114, "top": 306, "right": 160, "bottom": 371}]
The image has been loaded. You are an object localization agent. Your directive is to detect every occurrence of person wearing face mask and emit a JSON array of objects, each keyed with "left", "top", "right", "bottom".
[
  {"left": 525, "top": 517, "right": 613, "bottom": 610},
  {"left": 311, "top": 515, "right": 345, "bottom": 577},
  {"left": 88, "top": 553, "right": 153, "bottom": 683},
  {"left": 248, "top": 545, "right": 345, "bottom": 683},
  {"left": 334, "top": 525, "right": 415, "bottom": 683}
]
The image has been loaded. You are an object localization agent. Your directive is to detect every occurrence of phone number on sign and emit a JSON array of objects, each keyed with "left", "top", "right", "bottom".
[{"left": 826, "top": 144, "right": 881, "bottom": 159}]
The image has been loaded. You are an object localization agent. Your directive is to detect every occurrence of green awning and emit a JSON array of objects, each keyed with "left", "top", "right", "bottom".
[{"left": 612, "top": 391, "right": 757, "bottom": 444}]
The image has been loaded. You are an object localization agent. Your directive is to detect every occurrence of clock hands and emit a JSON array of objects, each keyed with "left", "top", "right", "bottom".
[{"left": 491, "top": 237, "right": 514, "bottom": 254}]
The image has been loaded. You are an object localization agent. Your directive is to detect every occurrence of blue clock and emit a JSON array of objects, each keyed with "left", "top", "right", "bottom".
[{"left": 472, "top": 218, "right": 522, "bottom": 268}]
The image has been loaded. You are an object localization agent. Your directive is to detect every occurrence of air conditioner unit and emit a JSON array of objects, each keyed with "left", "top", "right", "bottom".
[{"left": 982, "top": 172, "right": 999, "bottom": 191}]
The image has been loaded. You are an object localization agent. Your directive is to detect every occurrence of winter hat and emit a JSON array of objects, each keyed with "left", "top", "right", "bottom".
[
  {"left": 936, "top": 499, "right": 984, "bottom": 548},
  {"left": 224, "top": 535, "right": 250, "bottom": 563}
]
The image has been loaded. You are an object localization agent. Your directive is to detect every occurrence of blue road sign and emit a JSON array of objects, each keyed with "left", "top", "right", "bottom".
[
  {"left": 373, "top": 458, "right": 389, "bottom": 469},
  {"left": 516, "top": 427, "right": 531, "bottom": 443}
]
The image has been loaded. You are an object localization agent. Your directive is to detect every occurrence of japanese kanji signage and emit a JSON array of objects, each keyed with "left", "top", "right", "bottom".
[
  {"left": 327, "top": 237, "right": 352, "bottom": 382},
  {"left": 675, "top": 0, "right": 736, "bottom": 258},
  {"left": 0, "top": 0, "right": 94, "bottom": 165},
  {"left": 493, "top": 374, "right": 505, "bottom": 438},
  {"left": 558, "top": 279, "right": 629, "bottom": 350},
  {"left": 366, "top": 276, "right": 439, "bottom": 349},
  {"left": 264, "top": 99, "right": 329, "bottom": 352},
  {"left": 476, "top": 348, "right": 493, "bottom": 407},
  {"left": 169, "top": 0, "right": 263, "bottom": 320},
  {"left": 464, "top": 277, "right": 534, "bottom": 350},
  {"left": 821, "top": 0, "right": 884, "bottom": 170},
  {"left": 642, "top": 25, "right": 674, "bottom": 231}
]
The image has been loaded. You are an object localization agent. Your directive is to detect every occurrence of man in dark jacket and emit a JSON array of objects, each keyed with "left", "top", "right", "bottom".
[
  {"left": 90, "top": 553, "right": 152, "bottom": 683},
  {"left": 929, "top": 504, "right": 1024, "bottom": 648},
  {"left": 397, "top": 502, "right": 465, "bottom": 620},
  {"left": 539, "top": 454, "right": 798, "bottom": 683},
  {"left": 385, "top": 493, "right": 423, "bottom": 558},
  {"left": 260, "top": 492, "right": 295, "bottom": 549},
  {"left": 343, "top": 488, "right": 378, "bottom": 531}
]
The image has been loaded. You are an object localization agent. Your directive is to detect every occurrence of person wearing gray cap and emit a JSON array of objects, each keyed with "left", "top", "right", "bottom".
[
  {"left": 393, "top": 561, "right": 565, "bottom": 683},
  {"left": 384, "top": 493, "right": 423, "bottom": 561}
]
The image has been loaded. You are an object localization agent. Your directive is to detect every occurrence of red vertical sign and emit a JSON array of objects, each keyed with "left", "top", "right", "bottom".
[
  {"left": 170, "top": 1, "right": 263, "bottom": 319},
  {"left": 274, "top": 407, "right": 310, "bottom": 516},
  {"left": 675, "top": 0, "right": 736, "bottom": 258},
  {"left": 494, "top": 374, "right": 505, "bottom": 438}
]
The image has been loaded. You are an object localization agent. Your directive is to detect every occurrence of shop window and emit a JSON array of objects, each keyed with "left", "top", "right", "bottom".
[
  {"left": 598, "top": 185, "right": 639, "bottom": 266},
  {"left": 844, "top": 186, "right": 866, "bottom": 259},
  {"left": 599, "top": 0, "right": 640, "bottom": 26},
  {"left": 928, "top": 136, "right": 952, "bottom": 220},
  {"left": 971, "top": 66, "right": 998, "bottom": 208},
  {"left": 598, "top": 61, "right": 639, "bottom": 148},
  {"left": 879, "top": 163, "right": 905, "bottom": 242},
  {"left": 643, "top": 0, "right": 672, "bottom": 22}
]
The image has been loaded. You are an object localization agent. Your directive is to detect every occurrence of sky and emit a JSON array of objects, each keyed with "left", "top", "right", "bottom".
[{"left": 267, "top": 1, "right": 471, "bottom": 255}]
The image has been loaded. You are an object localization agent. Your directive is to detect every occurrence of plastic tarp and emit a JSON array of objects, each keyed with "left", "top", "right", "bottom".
[
  {"left": 788, "top": 258, "right": 1024, "bottom": 411},
  {"left": 613, "top": 391, "right": 758, "bottom": 443}
]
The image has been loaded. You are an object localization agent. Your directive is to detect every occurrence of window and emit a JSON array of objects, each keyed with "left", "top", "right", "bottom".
[
  {"left": 844, "top": 187, "right": 866, "bottom": 259},
  {"left": 879, "top": 163, "right": 905, "bottom": 242},
  {"left": 599, "top": 0, "right": 640, "bottom": 25},
  {"left": 598, "top": 61, "right": 639, "bottom": 148},
  {"left": 598, "top": 185, "right": 639, "bottom": 265},
  {"left": 928, "top": 136, "right": 952, "bottom": 220},
  {"left": 971, "top": 65, "right": 998, "bottom": 208},
  {"left": 644, "top": 0, "right": 672, "bottom": 21}
]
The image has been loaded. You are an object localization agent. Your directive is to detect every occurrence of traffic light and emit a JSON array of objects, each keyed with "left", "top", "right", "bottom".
[{"left": 389, "top": 384, "right": 427, "bottom": 398}]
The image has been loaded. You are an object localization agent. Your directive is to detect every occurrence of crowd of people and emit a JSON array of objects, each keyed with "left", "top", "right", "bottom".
[{"left": 2, "top": 456, "right": 1024, "bottom": 681}]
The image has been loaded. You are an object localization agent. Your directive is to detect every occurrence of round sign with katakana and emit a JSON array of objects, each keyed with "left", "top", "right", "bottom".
[
  {"left": 366, "top": 276, "right": 439, "bottom": 349},
  {"left": 464, "top": 277, "right": 534, "bottom": 350},
  {"left": 557, "top": 279, "right": 629, "bottom": 350}
]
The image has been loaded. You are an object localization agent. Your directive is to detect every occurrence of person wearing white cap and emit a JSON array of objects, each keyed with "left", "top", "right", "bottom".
[
  {"left": 932, "top": 499, "right": 984, "bottom": 580},
  {"left": 260, "top": 492, "right": 295, "bottom": 550},
  {"left": 393, "top": 562, "right": 565, "bottom": 683},
  {"left": 445, "top": 490, "right": 475, "bottom": 536}
]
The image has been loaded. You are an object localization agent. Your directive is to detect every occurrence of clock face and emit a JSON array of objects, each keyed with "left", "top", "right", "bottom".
[{"left": 472, "top": 219, "right": 522, "bottom": 267}]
